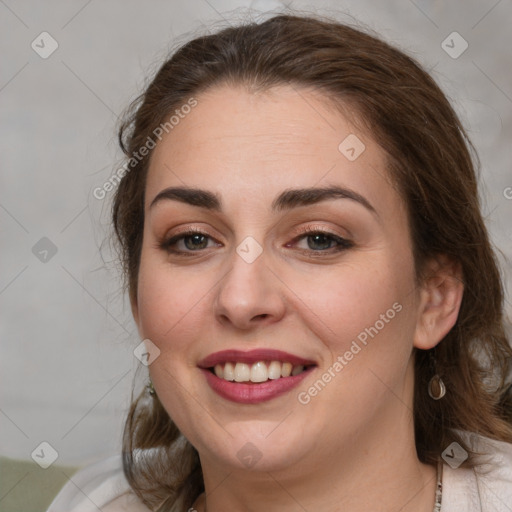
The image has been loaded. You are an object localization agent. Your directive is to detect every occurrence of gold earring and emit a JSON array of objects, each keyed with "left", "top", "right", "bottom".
[{"left": 146, "top": 379, "right": 156, "bottom": 396}]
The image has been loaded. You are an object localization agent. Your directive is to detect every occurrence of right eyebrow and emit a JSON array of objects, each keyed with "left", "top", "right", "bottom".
[{"left": 150, "top": 186, "right": 222, "bottom": 211}]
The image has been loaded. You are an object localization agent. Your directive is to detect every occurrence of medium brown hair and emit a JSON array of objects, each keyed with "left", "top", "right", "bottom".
[{"left": 112, "top": 13, "right": 512, "bottom": 511}]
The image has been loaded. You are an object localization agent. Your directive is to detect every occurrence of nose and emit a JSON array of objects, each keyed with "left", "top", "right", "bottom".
[{"left": 213, "top": 245, "right": 286, "bottom": 331}]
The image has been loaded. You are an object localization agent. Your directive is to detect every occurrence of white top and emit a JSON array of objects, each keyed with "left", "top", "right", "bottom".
[{"left": 46, "top": 433, "right": 512, "bottom": 512}]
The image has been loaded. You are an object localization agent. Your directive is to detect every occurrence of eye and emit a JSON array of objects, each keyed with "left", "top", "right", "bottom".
[
  {"left": 289, "top": 226, "right": 353, "bottom": 254},
  {"left": 159, "top": 228, "right": 220, "bottom": 255},
  {"left": 159, "top": 225, "right": 353, "bottom": 256}
]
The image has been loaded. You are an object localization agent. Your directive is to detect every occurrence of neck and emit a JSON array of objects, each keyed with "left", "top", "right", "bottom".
[
  {"left": 194, "top": 363, "right": 437, "bottom": 512},
  {"left": 196, "top": 424, "right": 436, "bottom": 511}
]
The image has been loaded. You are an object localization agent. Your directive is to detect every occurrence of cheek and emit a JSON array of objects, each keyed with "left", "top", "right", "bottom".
[
  {"left": 291, "top": 262, "right": 417, "bottom": 419},
  {"left": 288, "top": 257, "right": 413, "bottom": 349},
  {"left": 294, "top": 260, "right": 419, "bottom": 413},
  {"left": 135, "top": 259, "right": 212, "bottom": 423},
  {"left": 136, "top": 259, "right": 212, "bottom": 354}
]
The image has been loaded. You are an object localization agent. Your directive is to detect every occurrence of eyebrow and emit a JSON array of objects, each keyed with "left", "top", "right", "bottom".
[{"left": 149, "top": 185, "right": 377, "bottom": 215}]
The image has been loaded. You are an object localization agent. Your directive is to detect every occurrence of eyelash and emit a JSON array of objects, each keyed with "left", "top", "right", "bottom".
[{"left": 159, "top": 225, "right": 353, "bottom": 257}]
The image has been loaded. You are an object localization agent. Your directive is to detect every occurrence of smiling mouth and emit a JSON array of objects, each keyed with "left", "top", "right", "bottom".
[{"left": 210, "top": 361, "right": 313, "bottom": 383}]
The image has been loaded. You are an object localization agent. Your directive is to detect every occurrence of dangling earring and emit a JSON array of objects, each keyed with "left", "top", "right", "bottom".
[
  {"left": 428, "top": 350, "right": 446, "bottom": 400},
  {"left": 428, "top": 374, "right": 446, "bottom": 400},
  {"left": 146, "top": 379, "right": 156, "bottom": 396}
]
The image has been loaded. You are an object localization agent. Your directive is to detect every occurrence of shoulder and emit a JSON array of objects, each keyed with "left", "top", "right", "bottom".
[
  {"left": 46, "top": 454, "right": 151, "bottom": 512},
  {"left": 442, "top": 431, "right": 512, "bottom": 512}
]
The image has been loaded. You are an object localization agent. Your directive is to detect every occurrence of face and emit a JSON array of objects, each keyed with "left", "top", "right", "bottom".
[{"left": 132, "top": 84, "right": 427, "bottom": 474}]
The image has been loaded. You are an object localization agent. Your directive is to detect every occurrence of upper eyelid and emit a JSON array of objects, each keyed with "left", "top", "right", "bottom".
[{"left": 166, "top": 225, "right": 346, "bottom": 240}]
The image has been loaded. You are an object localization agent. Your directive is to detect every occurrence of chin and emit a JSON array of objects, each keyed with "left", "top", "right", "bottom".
[{"left": 192, "top": 419, "right": 314, "bottom": 473}]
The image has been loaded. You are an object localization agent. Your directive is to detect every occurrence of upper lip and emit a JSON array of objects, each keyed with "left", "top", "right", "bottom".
[{"left": 198, "top": 349, "right": 316, "bottom": 368}]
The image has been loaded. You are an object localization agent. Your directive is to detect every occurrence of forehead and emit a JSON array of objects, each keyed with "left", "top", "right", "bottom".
[{"left": 145, "top": 84, "right": 401, "bottom": 216}]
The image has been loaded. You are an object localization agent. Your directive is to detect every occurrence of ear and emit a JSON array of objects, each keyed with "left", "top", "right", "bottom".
[{"left": 413, "top": 255, "right": 464, "bottom": 350}]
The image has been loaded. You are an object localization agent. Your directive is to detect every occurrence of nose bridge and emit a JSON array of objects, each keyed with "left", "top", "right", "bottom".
[{"left": 213, "top": 236, "right": 285, "bottom": 328}]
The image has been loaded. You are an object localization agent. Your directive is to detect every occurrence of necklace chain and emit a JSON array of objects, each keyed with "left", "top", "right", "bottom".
[{"left": 433, "top": 457, "right": 443, "bottom": 512}]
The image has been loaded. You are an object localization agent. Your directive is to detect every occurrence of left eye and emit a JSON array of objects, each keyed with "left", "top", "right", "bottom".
[{"left": 290, "top": 230, "right": 353, "bottom": 252}]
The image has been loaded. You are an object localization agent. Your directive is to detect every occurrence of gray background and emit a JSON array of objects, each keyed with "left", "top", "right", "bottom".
[{"left": 1, "top": 0, "right": 511, "bottom": 469}]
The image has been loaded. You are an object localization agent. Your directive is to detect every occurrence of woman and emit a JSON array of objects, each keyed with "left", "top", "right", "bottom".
[{"left": 48, "top": 13, "right": 512, "bottom": 512}]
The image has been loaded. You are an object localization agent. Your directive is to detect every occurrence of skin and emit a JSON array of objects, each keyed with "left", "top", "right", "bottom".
[{"left": 131, "top": 84, "right": 464, "bottom": 511}]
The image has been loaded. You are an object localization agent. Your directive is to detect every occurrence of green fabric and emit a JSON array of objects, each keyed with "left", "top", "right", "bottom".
[{"left": 0, "top": 456, "right": 79, "bottom": 512}]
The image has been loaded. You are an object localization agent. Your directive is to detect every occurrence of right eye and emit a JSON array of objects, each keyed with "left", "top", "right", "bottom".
[{"left": 159, "top": 229, "right": 221, "bottom": 255}]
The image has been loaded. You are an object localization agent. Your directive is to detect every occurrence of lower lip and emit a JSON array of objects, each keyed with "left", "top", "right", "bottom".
[{"left": 201, "top": 367, "right": 314, "bottom": 404}]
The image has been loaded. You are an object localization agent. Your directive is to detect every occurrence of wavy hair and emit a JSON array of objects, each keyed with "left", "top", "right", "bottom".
[{"left": 112, "top": 13, "right": 512, "bottom": 511}]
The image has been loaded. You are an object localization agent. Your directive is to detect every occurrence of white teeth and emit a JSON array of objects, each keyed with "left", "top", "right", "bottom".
[
  {"left": 214, "top": 364, "right": 223, "bottom": 378},
  {"left": 292, "top": 365, "right": 304, "bottom": 376},
  {"left": 281, "top": 362, "right": 292, "bottom": 377},
  {"left": 213, "top": 360, "right": 308, "bottom": 383},
  {"left": 223, "top": 362, "right": 235, "bottom": 381},
  {"left": 234, "top": 362, "right": 251, "bottom": 382},
  {"left": 250, "top": 361, "right": 268, "bottom": 383},
  {"left": 268, "top": 361, "right": 282, "bottom": 380}
]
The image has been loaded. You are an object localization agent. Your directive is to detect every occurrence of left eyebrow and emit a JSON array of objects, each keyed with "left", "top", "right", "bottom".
[
  {"left": 149, "top": 185, "right": 377, "bottom": 216},
  {"left": 272, "top": 185, "right": 377, "bottom": 215}
]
